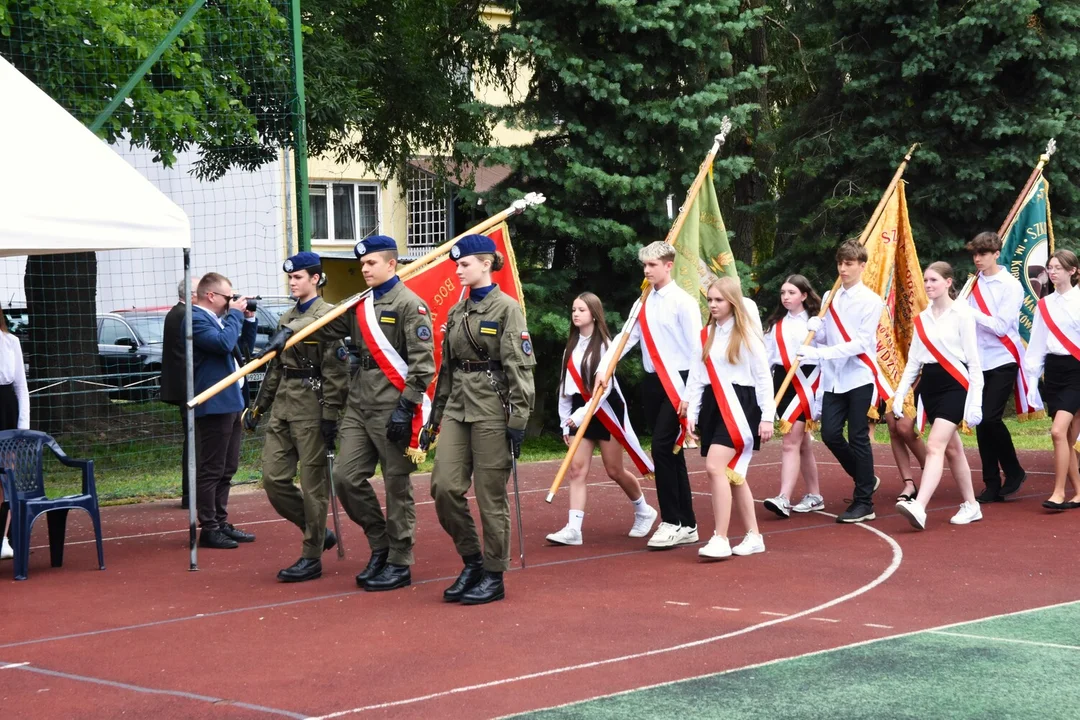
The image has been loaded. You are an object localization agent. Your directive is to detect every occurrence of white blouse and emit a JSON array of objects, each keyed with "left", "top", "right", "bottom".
[
  {"left": 0, "top": 332, "right": 30, "bottom": 429},
  {"left": 1026, "top": 285, "right": 1080, "bottom": 380},
  {"left": 686, "top": 318, "right": 775, "bottom": 425},
  {"left": 764, "top": 309, "right": 812, "bottom": 369},
  {"left": 558, "top": 334, "right": 614, "bottom": 434},
  {"left": 894, "top": 302, "right": 983, "bottom": 420}
]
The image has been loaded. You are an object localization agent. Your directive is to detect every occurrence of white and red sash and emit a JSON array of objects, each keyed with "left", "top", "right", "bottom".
[
  {"left": 566, "top": 358, "right": 654, "bottom": 478},
  {"left": 356, "top": 296, "right": 431, "bottom": 462},
  {"left": 1038, "top": 297, "right": 1080, "bottom": 362},
  {"left": 971, "top": 279, "right": 1041, "bottom": 417},
  {"left": 700, "top": 327, "right": 754, "bottom": 484},
  {"left": 774, "top": 316, "right": 821, "bottom": 429},
  {"left": 913, "top": 315, "right": 970, "bottom": 391},
  {"left": 827, "top": 302, "right": 894, "bottom": 403},
  {"left": 639, "top": 295, "right": 688, "bottom": 447}
]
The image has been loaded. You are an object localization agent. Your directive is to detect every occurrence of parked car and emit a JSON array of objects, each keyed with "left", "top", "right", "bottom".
[
  {"left": 97, "top": 312, "right": 163, "bottom": 402},
  {"left": 1, "top": 305, "right": 30, "bottom": 339}
]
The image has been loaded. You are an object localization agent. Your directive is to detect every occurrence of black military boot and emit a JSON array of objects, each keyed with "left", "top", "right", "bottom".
[
  {"left": 278, "top": 557, "right": 322, "bottom": 583},
  {"left": 363, "top": 563, "right": 411, "bottom": 592},
  {"left": 460, "top": 571, "right": 505, "bottom": 606},
  {"left": 355, "top": 549, "right": 389, "bottom": 587},
  {"left": 443, "top": 553, "right": 484, "bottom": 602},
  {"left": 323, "top": 529, "right": 337, "bottom": 552}
]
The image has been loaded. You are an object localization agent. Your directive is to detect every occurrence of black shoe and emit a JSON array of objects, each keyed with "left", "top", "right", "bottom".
[
  {"left": 1001, "top": 471, "right": 1027, "bottom": 497},
  {"left": 199, "top": 529, "right": 239, "bottom": 549},
  {"left": 221, "top": 523, "right": 256, "bottom": 543},
  {"left": 443, "top": 553, "right": 484, "bottom": 602},
  {"left": 179, "top": 499, "right": 190, "bottom": 510},
  {"left": 976, "top": 487, "right": 1003, "bottom": 504},
  {"left": 323, "top": 529, "right": 337, "bottom": 552},
  {"left": 837, "top": 501, "right": 875, "bottom": 524},
  {"left": 1042, "top": 499, "right": 1070, "bottom": 511},
  {"left": 364, "top": 563, "right": 411, "bottom": 592},
  {"left": 277, "top": 557, "right": 322, "bottom": 583},
  {"left": 460, "top": 571, "right": 505, "bottom": 606},
  {"left": 355, "top": 549, "right": 389, "bottom": 587}
]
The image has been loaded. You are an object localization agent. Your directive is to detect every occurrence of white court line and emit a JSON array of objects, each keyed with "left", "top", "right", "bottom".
[
  {"left": 305, "top": 512, "right": 904, "bottom": 720},
  {"left": 810, "top": 617, "right": 840, "bottom": 623},
  {"left": 665, "top": 602, "right": 690, "bottom": 607},
  {"left": 713, "top": 607, "right": 740, "bottom": 612},
  {"left": 864, "top": 623, "right": 893, "bottom": 629},
  {"left": 502, "top": 598, "right": 1080, "bottom": 719},
  {"left": 1, "top": 662, "right": 30, "bottom": 670},
  {"left": 928, "top": 630, "right": 1080, "bottom": 652},
  {"left": 760, "top": 611, "right": 788, "bottom": 617}
]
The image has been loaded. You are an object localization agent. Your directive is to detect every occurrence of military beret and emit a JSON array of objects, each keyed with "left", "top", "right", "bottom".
[
  {"left": 449, "top": 234, "right": 496, "bottom": 261},
  {"left": 283, "top": 251, "right": 321, "bottom": 273},
  {"left": 354, "top": 235, "right": 398, "bottom": 258}
]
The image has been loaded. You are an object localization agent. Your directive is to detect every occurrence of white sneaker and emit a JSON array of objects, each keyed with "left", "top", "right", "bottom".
[
  {"left": 628, "top": 505, "right": 658, "bottom": 538},
  {"left": 792, "top": 494, "right": 825, "bottom": 513},
  {"left": 950, "top": 501, "right": 983, "bottom": 525},
  {"left": 732, "top": 531, "right": 766, "bottom": 556},
  {"left": 1, "top": 537, "right": 12, "bottom": 560},
  {"left": 673, "top": 525, "right": 699, "bottom": 545},
  {"left": 647, "top": 522, "right": 681, "bottom": 549},
  {"left": 896, "top": 499, "right": 927, "bottom": 530},
  {"left": 545, "top": 525, "right": 583, "bottom": 546},
  {"left": 763, "top": 495, "right": 791, "bottom": 518},
  {"left": 698, "top": 534, "right": 732, "bottom": 560}
]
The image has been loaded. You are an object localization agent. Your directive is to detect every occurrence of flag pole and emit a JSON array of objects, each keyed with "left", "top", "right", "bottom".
[
  {"left": 959, "top": 139, "right": 1056, "bottom": 299},
  {"left": 188, "top": 193, "right": 546, "bottom": 409},
  {"left": 545, "top": 119, "right": 733, "bottom": 504},
  {"left": 773, "top": 143, "right": 919, "bottom": 409}
]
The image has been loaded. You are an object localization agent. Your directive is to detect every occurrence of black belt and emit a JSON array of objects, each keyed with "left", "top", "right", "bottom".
[
  {"left": 357, "top": 354, "right": 378, "bottom": 371},
  {"left": 284, "top": 367, "right": 319, "bottom": 379},
  {"left": 455, "top": 359, "right": 503, "bottom": 373}
]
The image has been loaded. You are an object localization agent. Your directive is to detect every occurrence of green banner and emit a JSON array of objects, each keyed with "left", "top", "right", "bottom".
[
  {"left": 673, "top": 168, "right": 737, "bottom": 319},
  {"left": 1000, "top": 176, "right": 1054, "bottom": 343}
]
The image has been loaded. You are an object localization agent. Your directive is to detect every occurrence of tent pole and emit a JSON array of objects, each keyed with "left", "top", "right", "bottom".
[
  {"left": 290, "top": 0, "right": 312, "bottom": 252},
  {"left": 184, "top": 250, "right": 198, "bottom": 571}
]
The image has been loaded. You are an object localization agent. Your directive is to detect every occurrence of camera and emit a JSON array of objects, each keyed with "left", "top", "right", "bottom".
[{"left": 231, "top": 293, "right": 261, "bottom": 312}]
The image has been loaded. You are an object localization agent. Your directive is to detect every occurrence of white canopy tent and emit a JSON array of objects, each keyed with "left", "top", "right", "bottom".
[{"left": 0, "top": 55, "right": 190, "bottom": 256}]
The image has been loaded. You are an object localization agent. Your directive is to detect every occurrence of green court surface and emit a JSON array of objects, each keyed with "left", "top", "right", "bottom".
[{"left": 514, "top": 601, "right": 1080, "bottom": 719}]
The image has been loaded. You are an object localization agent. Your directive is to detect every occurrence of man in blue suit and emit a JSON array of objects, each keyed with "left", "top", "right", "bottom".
[{"left": 193, "top": 272, "right": 259, "bottom": 549}]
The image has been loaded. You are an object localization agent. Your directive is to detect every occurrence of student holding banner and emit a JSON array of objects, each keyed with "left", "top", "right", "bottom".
[
  {"left": 686, "top": 277, "right": 774, "bottom": 559},
  {"left": 546, "top": 293, "right": 657, "bottom": 546},
  {"left": 761, "top": 275, "right": 823, "bottom": 517},
  {"left": 893, "top": 262, "right": 983, "bottom": 530},
  {"left": 1024, "top": 250, "right": 1080, "bottom": 511}
]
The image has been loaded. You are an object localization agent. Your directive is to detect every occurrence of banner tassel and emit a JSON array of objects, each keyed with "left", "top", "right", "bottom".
[{"left": 725, "top": 468, "right": 746, "bottom": 486}]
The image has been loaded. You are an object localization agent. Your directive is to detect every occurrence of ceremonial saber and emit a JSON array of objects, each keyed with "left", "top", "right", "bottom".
[
  {"left": 773, "top": 143, "right": 919, "bottom": 409},
  {"left": 189, "top": 194, "right": 546, "bottom": 408},
  {"left": 509, "top": 443, "right": 526, "bottom": 569},
  {"left": 326, "top": 449, "right": 345, "bottom": 560},
  {"left": 546, "top": 119, "right": 733, "bottom": 503}
]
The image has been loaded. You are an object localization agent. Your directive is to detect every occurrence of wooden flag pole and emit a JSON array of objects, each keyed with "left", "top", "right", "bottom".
[
  {"left": 545, "top": 120, "right": 733, "bottom": 504},
  {"left": 772, "top": 143, "right": 919, "bottom": 409},
  {"left": 188, "top": 193, "right": 546, "bottom": 408}
]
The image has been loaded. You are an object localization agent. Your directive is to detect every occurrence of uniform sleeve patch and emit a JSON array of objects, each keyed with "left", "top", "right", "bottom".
[
  {"left": 417, "top": 326, "right": 432, "bottom": 341},
  {"left": 479, "top": 320, "right": 500, "bottom": 336},
  {"left": 418, "top": 305, "right": 428, "bottom": 315},
  {"left": 521, "top": 339, "right": 533, "bottom": 356},
  {"left": 379, "top": 310, "right": 398, "bottom": 325},
  {"left": 521, "top": 331, "right": 530, "bottom": 340},
  {"left": 336, "top": 346, "right": 349, "bottom": 361}
]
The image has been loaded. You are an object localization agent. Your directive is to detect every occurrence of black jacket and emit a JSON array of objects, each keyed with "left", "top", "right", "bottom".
[{"left": 160, "top": 301, "right": 187, "bottom": 406}]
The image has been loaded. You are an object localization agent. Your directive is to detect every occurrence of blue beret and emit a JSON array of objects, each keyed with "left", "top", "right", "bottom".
[
  {"left": 354, "top": 235, "right": 398, "bottom": 258},
  {"left": 283, "top": 252, "right": 321, "bottom": 273},
  {"left": 450, "top": 234, "right": 496, "bottom": 261}
]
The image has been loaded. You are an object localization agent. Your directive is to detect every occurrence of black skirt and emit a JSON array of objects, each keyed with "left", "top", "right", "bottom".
[
  {"left": 0, "top": 383, "right": 18, "bottom": 431},
  {"left": 569, "top": 386, "right": 627, "bottom": 442},
  {"left": 771, "top": 364, "right": 816, "bottom": 421},
  {"left": 1044, "top": 354, "right": 1080, "bottom": 416},
  {"left": 698, "top": 384, "right": 762, "bottom": 457},
  {"left": 916, "top": 363, "right": 966, "bottom": 425}
]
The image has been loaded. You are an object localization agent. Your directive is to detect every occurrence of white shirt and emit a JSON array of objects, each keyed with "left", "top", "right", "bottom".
[
  {"left": 764, "top": 309, "right": 810, "bottom": 368},
  {"left": 600, "top": 281, "right": 702, "bottom": 375},
  {"left": 686, "top": 317, "right": 775, "bottom": 424},
  {"left": 894, "top": 303, "right": 983, "bottom": 420},
  {"left": 558, "top": 333, "right": 614, "bottom": 433},
  {"left": 1025, "top": 285, "right": 1080, "bottom": 380},
  {"left": 966, "top": 269, "right": 1025, "bottom": 370},
  {"left": 0, "top": 332, "right": 30, "bottom": 429},
  {"left": 813, "top": 282, "right": 883, "bottom": 394}
]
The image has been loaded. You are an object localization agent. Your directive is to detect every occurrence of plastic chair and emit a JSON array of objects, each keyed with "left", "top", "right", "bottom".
[{"left": 0, "top": 429, "right": 105, "bottom": 581}]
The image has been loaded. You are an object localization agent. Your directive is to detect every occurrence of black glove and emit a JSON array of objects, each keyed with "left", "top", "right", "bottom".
[
  {"left": 264, "top": 326, "right": 294, "bottom": 356},
  {"left": 241, "top": 407, "right": 262, "bottom": 432},
  {"left": 506, "top": 426, "right": 525, "bottom": 459},
  {"left": 386, "top": 396, "right": 417, "bottom": 444},
  {"left": 321, "top": 419, "right": 337, "bottom": 451},
  {"left": 418, "top": 421, "right": 439, "bottom": 451}
]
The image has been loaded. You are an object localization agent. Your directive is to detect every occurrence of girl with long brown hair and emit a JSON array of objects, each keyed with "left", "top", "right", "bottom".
[
  {"left": 685, "top": 277, "right": 774, "bottom": 559},
  {"left": 0, "top": 308, "right": 29, "bottom": 560},
  {"left": 547, "top": 293, "right": 657, "bottom": 545}
]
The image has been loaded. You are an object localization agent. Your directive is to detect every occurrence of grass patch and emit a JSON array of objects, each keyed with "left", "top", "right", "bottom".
[{"left": 872, "top": 414, "right": 1051, "bottom": 451}]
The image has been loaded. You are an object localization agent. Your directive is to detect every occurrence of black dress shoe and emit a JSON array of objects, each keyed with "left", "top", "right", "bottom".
[
  {"left": 976, "top": 488, "right": 1002, "bottom": 504},
  {"left": 278, "top": 557, "right": 322, "bottom": 583},
  {"left": 355, "top": 549, "right": 389, "bottom": 587},
  {"left": 364, "top": 563, "right": 411, "bottom": 592},
  {"left": 199, "top": 529, "right": 238, "bottom": 549},
  {"left": 323, "top": 529, "right": 337, "bottom": 552},
  {"left": 1042, "top": 500, "right": 1070, "bottom": 511},
  {"left": 221, "top": 523, "right": 256, "bottom": 543},
  {"left": 460, "top": 571, "right": 505, "bottom": 606},
  {"left": 1001, "top": 471, "right": 1027, "bottom": 497},
  {"left": 443, "top": 554, "right": 485, "bottom": 602}
]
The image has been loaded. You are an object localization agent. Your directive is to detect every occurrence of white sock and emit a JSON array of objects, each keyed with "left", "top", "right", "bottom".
[
  {"left": 631, "top": 495, "right": 647, "bottom": 512},
  {"left": 568, "top": 510, "right": 585, "bottom": 531}
]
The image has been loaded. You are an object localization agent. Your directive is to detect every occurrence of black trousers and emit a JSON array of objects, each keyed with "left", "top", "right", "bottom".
[
  {"left": 178, "top": 407, "right": 191, "bottom": 504},
  {"left": 642, "top": 371, "right": 695, "bottom": 528},
  {"left": 976, "top": 363, "right": 1024, "bottom": 489},
  {"left": 821, "top": 383, "right": 876, "bottom": 504},
  {"left": 194, "top": 412, "right": 242, "bottom": 530}
]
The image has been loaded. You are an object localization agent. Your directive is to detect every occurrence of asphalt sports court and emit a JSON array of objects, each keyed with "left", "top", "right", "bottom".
[{"left": 1, "top": 442, "right": 1077, "bottom": 719}]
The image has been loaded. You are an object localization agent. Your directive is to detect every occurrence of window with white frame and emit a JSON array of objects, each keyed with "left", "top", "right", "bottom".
[
  {"left": 406, "top": 166, "right": 449, "bottom": 252},
  {"left": 310, "top": 182, "right": 379, "bottom": 242}
]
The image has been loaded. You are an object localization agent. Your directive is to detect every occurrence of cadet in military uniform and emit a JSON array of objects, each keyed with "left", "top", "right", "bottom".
[
  {"left": 424, "top": 234, "right": 536, "bottom": 606},
  {"left": 276, "top": 236, "right": 435, "bottom": 592},
  {"left": 243, "top": 252, "right": 349, "bottom": 582}
]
